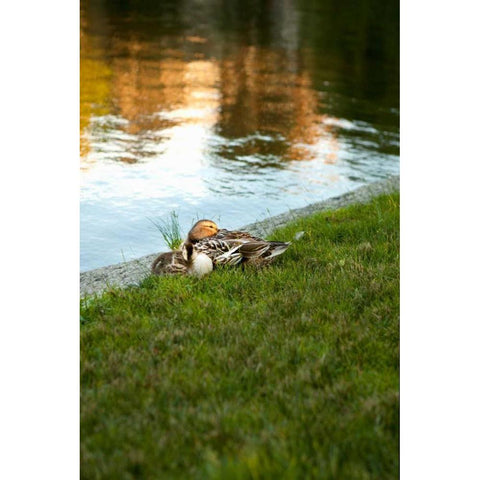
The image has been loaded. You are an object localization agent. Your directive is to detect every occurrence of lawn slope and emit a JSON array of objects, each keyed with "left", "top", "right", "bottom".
[{"left": 81, "top": 193, "right": 399, "bottom": 479}]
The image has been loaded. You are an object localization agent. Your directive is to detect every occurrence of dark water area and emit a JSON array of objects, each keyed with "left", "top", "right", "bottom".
[{"left": 80, "top": 0, "right": 399, "bottom": 271}]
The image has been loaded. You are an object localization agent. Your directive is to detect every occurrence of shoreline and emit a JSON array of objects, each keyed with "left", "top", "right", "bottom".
[{"left": 80, "top": 175, "right": 399, "bottom": 297}]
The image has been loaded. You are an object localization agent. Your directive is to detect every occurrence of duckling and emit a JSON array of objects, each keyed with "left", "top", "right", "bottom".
[
  {"left": 183, "top": 219, "right": 291, "bottom": 267},
  {"left": 151, "top": 244, "right": 213, "bottom": 277},
  {"left": 151, "top": 250, "right": 187, "bottom": 275}
]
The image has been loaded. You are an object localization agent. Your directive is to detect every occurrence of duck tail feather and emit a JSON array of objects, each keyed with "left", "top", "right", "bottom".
[{"left": 267, "top": 241, "right": 291, "bottom": 258}]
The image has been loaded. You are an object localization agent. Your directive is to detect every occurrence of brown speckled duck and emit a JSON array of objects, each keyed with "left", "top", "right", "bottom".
[{"left": 182, "top": 219, "right": 291, "bottom": 268}]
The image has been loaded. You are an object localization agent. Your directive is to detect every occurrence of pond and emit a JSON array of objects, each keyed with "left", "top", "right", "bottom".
[{"left": 80, "top": 0, "right": 399, "bottom": 272}]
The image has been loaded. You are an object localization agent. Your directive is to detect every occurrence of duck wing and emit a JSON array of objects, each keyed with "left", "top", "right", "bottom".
[
  {"left": 194, "top": 231, "right": 291, "bottom": 266},
  {"left": 236, "top": 241, "right": 271, "bottom": 258},
  {"left": 193, "top": 238, "right": 242, "bottom": 265},
  {"left": 211, "top": 240, "right": 291, "bottom": 265}
]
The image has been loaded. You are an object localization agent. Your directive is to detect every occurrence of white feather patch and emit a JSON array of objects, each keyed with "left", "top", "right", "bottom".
[{"left": 190, "top": 253, "right": 213, "bottom": 277}]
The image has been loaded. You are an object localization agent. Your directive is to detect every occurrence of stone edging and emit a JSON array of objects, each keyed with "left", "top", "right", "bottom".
[{"left": 80, "top": 175, "right": 399, "bottom": 297}]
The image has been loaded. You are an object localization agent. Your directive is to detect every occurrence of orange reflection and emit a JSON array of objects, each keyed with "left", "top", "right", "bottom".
[
  {"left": 217, "top": 46, "right": 338, "bottom": 162},
  {"left": 80, "top": 24, "right": 339, "bottom": 169},
  {"left": 80, "top": 9, "right": 113, "bottom": 162}
]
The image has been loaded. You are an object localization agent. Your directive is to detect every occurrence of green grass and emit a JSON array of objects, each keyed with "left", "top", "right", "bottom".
[
  {"left": 149, "top": 211, "right": 183, "bottom": 250},
  {"left": 81, "top": 193, "right": 399, "bottom": 480}
]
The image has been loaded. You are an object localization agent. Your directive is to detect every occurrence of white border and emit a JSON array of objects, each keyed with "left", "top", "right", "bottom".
[
  {"left": 1, "top": 1, "right": 79, "bottom": 478},
  {"left": 401, "top": 1, "right": 479, "bottom": 478}
]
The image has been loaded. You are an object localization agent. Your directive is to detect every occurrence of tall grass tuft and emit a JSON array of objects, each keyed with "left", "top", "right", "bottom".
[{"left": 150, "top": 211, "right": 183, "bottom": 250}]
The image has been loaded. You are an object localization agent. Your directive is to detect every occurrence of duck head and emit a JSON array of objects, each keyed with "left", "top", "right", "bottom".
[{"left": 187, "top": 219, "right": 219, "bottom": 243}]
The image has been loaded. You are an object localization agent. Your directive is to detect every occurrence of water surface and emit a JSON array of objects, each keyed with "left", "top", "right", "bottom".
[{"left": 81, "top": 0, "right": 399, "bottom": 271}]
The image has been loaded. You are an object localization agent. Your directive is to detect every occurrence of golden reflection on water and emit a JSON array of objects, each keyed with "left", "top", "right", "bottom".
[
  {"left": 112, "top": 53, "right": 220, "bottom": 132},
  {"left": 80, "top": 16, "right": 112, "bottom": 159},
  {"left": 80, "top": 24, "right": 339, "bottom": 171}
]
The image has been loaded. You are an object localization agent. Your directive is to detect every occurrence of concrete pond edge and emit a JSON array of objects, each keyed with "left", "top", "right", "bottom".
[{"left": 80, "top": 175, "right": 399, "bottom": 297}]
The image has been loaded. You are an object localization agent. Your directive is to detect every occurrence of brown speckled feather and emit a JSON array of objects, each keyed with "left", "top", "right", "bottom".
[
  {"left": 193, "top": 230, "right": 290, "bottom": 266},
  {"left": 151, "top": 251, "right": 188, "bottom": 275}
]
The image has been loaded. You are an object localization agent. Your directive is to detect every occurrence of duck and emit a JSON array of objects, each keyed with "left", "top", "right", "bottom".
[
  {"left": 151, "top": 244, "right": 213, "bottom": 278},
  {"left": 182, "top": 219, "right": 291, "bottom": 267}
]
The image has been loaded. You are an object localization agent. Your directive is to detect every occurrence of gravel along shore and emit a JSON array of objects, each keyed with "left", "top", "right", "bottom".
[{"left": 80, "top": 175, "right": 399, "bottom": 297}]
